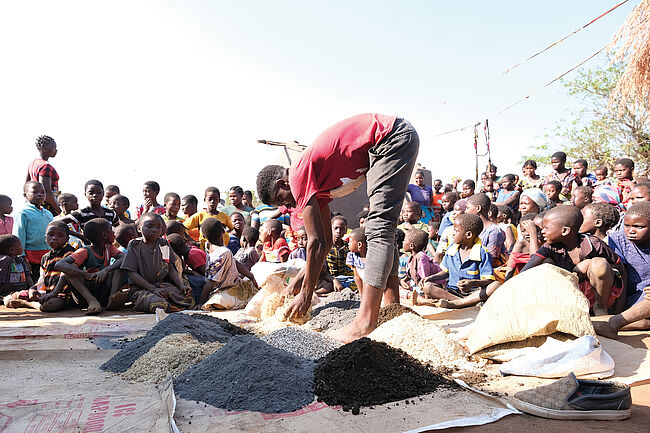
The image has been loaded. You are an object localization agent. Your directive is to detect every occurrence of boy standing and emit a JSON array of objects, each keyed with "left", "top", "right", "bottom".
[
  {"left": 325, "top": 216, "right": 353, "bottom": 291},
  {"left": 397, "top": 202, "right": 428, "bottom": 234},
  {"left": 14, "top": 181, "right": 53, "bottom": 278},
  {"left": 256, "top": 113, "right": 419, "bottom": 342},
  {"left": 0, "top": 195, "right": 13, "bottom": 235}
]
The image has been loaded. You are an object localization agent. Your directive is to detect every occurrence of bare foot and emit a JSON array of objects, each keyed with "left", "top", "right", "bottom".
[
  {"left": 592, "top": 318, "right": 618, "bottom": 340},
  {"left": 106, "top": 292, "right": 127, "bottom": 310},
  {"left": 328, "top": 320, "right": 376, "bottom": 344},
  {"left": 85, "top": 302, "right": 102, "bottom": 315},
  {"left": 6, "top": 298, "right": 34, "bottom": 309},
  {"left": 437, "top": 299, "right": 456, "bottom": 309}
]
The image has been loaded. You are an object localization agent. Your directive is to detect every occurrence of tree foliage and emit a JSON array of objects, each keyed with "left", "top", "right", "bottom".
[{"left": 523, "top": 60, "right": 650, "bottom": 175}]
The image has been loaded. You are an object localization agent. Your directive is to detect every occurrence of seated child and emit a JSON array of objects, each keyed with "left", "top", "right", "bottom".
[
  {"left": 14, "top": 181, "right": 54, "bottom": 277},
  {"left": 466, "top": 194, "right": 507, "bottom": 266},
  {"left": 108, "top": 194, "right": 135, "bottom": 224},
  {"left": 181, "top": 195, "right": 200, "bottom": 241},
  {"left": 288, "top": 226, "right": 307, "bottom": 261},
  {"left": 259, "top": 218, "right": 289, "bottom": 263},
  {"left": 162, "top": 192, "right": 183, "bottom": 222},
  {"left": 580, "top": 203, "right": 620, "bottom": 242},
  {"left": 503, "top": 213, "right": 542, "bottom": 280},
  {"left": 104, "top": 185, "right": 120, "bottom": 207},
  {"left": 165, "top": 220, "right": 197, "bottom": 247},
  {"left": 628, "top": 182, "right": 650, "bottom": 206},
  {"left": 227, "top": 212, "right": 244, "bottom": 255},
  {"left": 436, "top": 199, "right": 466, "bottom": 262},
  {"left": 67, "top": 180, "right": 120, "bottom": 228},
  {"left": 357, "top": 210, "right": 369, "bottom": 228},
  {"left": 235, "top": 226, "right": 261, "bottom": 271},
  {"left": 167, "top": 233, "right": 207, "bottom": 303},
  {"left": 135, "top": 181, "right": 166, "bottom": 220},
  {"left": 183, "top": 187, "right": 233, "bottom": 249},
  {"left": 198, "top": 218, "right": 258, "bottom": 309},
  {"left": 521, "top": 205, "right": 624, "bottom": 316},
  {"left": 496, "top": 205, "right": 517, "bottom": 253},
  {"left": 438, "top": 191, "right": 459, "bottom": 234},
  {"left": 121, "top": 213, "right": 194, "bottom": 313},
  {"left": 594, "top": 165, "right": 611, "bottom": 186},
  {"left": 55, "top": 193, "right": 84, "bottom": 248},
  {"left": 5, "top": 221, "right": 77, "bottom": 311},
  {"left": 55, "top": 218, "right": 126, "bottom": 314},
  {"left": 346, "top": 227, "right": 367, "bottom": 296},
  {"left": 571, "top": 186, "right": 594, "bottom": 210},
  {"left": 481, "top": 178, "right": 498, "bottom": 201},
  {"left": 323, "top": 216, "right": 353, "bottom": 291},
  {"left": 114, "top": 223, "right": 138, "bottom": 254},
  {"left": 397, "top": 201, "right": 428, "bottom": 234},
  {"left": 0, "top": 234, "right": 33, "bottom": 300},
  {"left": 595, "top": 201, "right": 650, "bottom": 338},
  {"left": 544, "top": 180, "right": 566, "bottom": 206},
  {"left": 396, "top": 229, "right": 408, "bottom": 279},
  {"left": 614, "top": 158, "right": 635, "bottom": 204},
  {"left": 426, "top": 220, "right": 440, "bottom": 257},
  {"left": 419, "top": 214, "right": 495, "bottom": 306},
  {"left": 400, "top": 228, "right": 442, "bottom": 294},
  {"left": 461, "top": 179, "right": 475, "bottom": 198},
  {"left": 0, "top": 194, "right": 14, "bottom": 235},
  {"left": 494, "top": 174, "right": 520, "bottom": 215}
]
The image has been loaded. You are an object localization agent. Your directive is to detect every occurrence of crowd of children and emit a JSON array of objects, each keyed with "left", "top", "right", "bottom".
[{"left": 1, "top": 138, "right": 649, "bottom": 338}]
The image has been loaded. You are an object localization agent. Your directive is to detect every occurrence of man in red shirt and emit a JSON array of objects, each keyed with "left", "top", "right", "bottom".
[{"left": 256, "top": 114, "right": 419, "bottom": 342}]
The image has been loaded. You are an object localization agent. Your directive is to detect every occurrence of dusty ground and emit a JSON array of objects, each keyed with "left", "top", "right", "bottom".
[{"left": 1, "top": 305, "right": 648, "bottom": 432}]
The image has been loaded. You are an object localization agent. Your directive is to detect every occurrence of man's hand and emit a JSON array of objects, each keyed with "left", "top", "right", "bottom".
[
  {"left": 154, "top": 288, "right": 170, "bottom": 299},
  {"left": 182, "top": 285, "right": 192, "bottom": 296},
  {"left": 284, "top": 290, "right": 312, "bottom": 320}
]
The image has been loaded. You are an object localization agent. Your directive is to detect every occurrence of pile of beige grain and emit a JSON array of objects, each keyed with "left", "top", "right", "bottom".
[
  {"left": 368, "top": 313, "right": 466, "bottom": 365},
  {"left": 121, "top": 333, "right": 224, "bottom": 384}
]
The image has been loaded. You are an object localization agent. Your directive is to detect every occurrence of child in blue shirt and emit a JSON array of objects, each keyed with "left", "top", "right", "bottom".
[
  {"left": 13, "top": 181, "right": 53, "bottom": 278},
  {"left": 419, "top": 214, "right": 495, "bottom": 306},
  {"left": 595, "top": 201, "right": 650, "bottom": 339}
]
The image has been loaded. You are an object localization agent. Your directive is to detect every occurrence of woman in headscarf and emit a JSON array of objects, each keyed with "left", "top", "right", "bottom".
[{"left": 519, "top": 188, "right": 548, "bottom": 216}]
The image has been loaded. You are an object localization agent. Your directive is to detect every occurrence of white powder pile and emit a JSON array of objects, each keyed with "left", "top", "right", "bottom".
[
  {"left": 121, "top": 333, "right": 224, "bottom": 384},
  {"left": 368, "top": 313, "right": 466, "bottom": 366}
]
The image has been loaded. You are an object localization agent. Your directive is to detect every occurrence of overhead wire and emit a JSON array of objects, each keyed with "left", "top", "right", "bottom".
[{"left": 439, "top": 0, "right": 629, "bottom": 106}]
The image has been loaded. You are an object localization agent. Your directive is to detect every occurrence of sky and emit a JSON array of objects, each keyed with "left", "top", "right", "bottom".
[{"left": 0, "top": 0, "right": 638, "bottom": 214}]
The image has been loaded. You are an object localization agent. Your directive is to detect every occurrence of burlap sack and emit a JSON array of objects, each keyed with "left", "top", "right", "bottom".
[{"left": 466, "top": 264, "right": 595, "bottom": 355}]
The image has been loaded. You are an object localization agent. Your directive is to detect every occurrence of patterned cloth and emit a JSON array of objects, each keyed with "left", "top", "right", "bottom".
[
  {"left": 0, "top": 255, "right": 32, "bottom": 296},
  {"left": 206, "top": 246, "right": 240, "bottom": 289},
  {"left": 135, "top": 204, "right": 166, "bottom": 220},
  {"left": 326, "top": 242, "right": 352, "bottom": 277},
  {"left": 40, "top": 244, "right": 75, "bottom": 292},
  {"left": 69, "top": 206, "right": 119, "bottom": 227},
  {"left": 345, "top": 251, "right": 365, "bottom": 280},
  {"left": 0, "top": 216, "right": 14, "bottom": 236}
]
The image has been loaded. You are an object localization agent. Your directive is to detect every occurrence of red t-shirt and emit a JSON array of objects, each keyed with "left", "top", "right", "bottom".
[
  {"left": 289, "top": 113, "right": 397, "bottom": 214},
  {"left": 186, "top": 246, "right": 207, "bottom": 270},
  {"left": 70, "top": 245, "right": 120, "bottom": 272},
  {"left": 28, "top": 158, "right": 59, "bottom": 191},
  {"left": 260, "top": 238, "right": 290, "bottom": 263}
]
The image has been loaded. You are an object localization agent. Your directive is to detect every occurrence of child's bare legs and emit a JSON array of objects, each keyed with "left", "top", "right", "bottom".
[
  {"left": 439, "top": 281, "right": 501, "bottom": 309},
  {"left": 578, "top": 258, "right": 613, "bottom": 316},
  {"left": 66, "top": 275, "right": 102, "bottom": 315},
  {"left": 422, "top": 282, "right": 460, "bottom": 301},
  {"left": 593, "top": 297, "right": 650, "bottom": 339},
  {"left": 106, "top": 270, "right": 127, "bottom": 310}
]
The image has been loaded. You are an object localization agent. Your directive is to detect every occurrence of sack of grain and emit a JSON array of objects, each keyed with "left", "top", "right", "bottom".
[
  {"left": 202, "top": 278, "right": 257, "bottom": 310},
  {"left": 466, "top": 264, "right": 595, "bottom": 355}
]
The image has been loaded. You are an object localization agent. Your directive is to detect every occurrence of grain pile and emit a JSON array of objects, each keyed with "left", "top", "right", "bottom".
[
  {"left": 121, "top": 334, "right": 223, "bottom": 383},
  {"left": 261, "top": 327, "right": 342, "bottom": 361},
  {"left": 368, "top": 313, "right": 466, "bottom": 365},
  {"left": 175, "top": 334, "right": 315, "bottom": 413},
  {"left": 376, "top": 303, "right": 419, "bottom": 326},
  {"left": 101, "top": 313, "right": 247, "bottom": 373},
  {"left": 314, "top": 338, "right": 456, "bottom": 414},
  {"left": 305, "top": 288, "right": 360, "bottom": 331}
]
